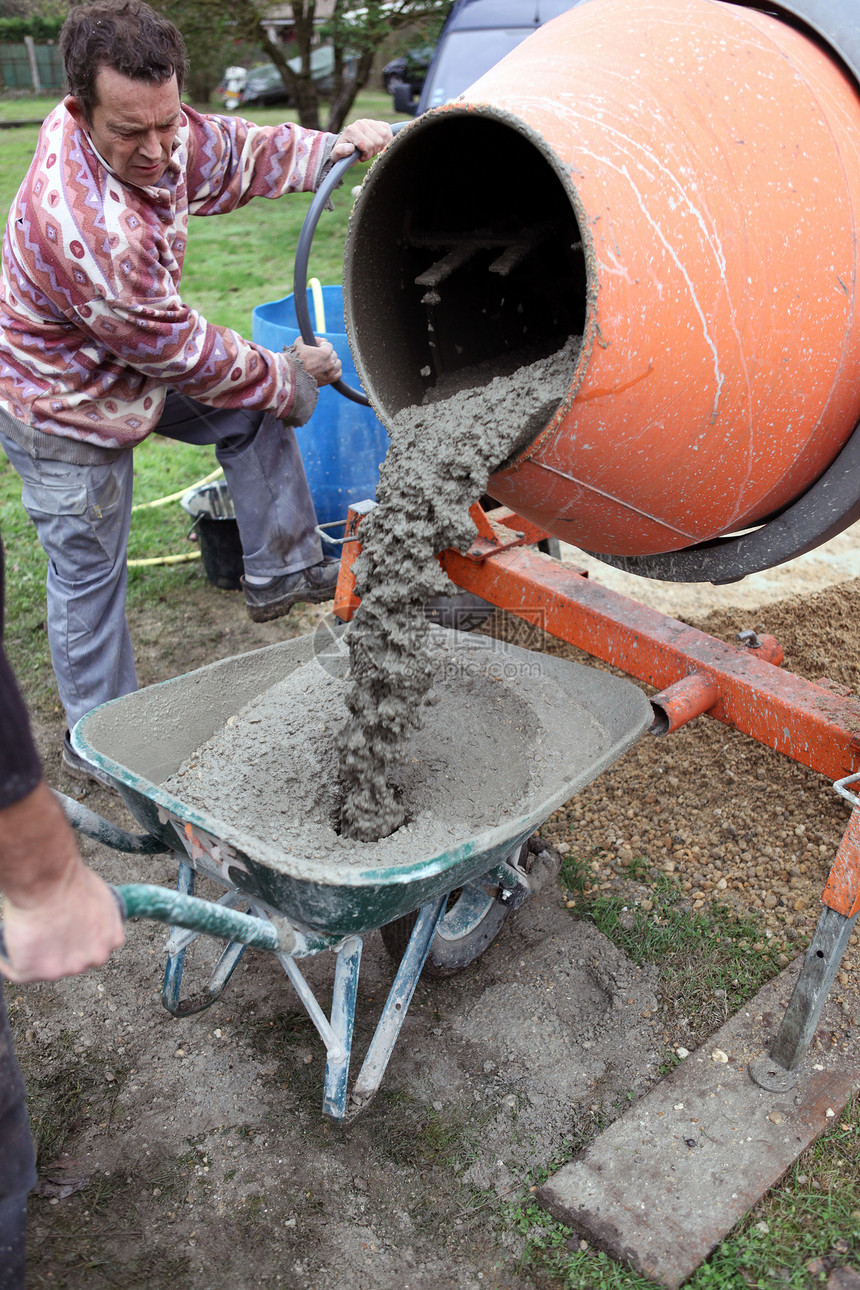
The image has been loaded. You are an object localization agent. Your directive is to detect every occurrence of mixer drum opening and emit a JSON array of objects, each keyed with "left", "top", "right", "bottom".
[
  {"left": 344, "top": 111, "right": 587, "bottom": 421},
  {"left": 344, "top": 0, "right": 860, "bottom": 561}
]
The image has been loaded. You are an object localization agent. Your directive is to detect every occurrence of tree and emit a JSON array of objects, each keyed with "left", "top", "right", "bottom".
[
  {"left": 321, "top": 0, "right": 449, "bottom": 132},
  {"left": 160, "top": 0, "right": 450, "bottom": 130},
  {"left": 153, "top": 0, "right": 260, "bottom": 106}
]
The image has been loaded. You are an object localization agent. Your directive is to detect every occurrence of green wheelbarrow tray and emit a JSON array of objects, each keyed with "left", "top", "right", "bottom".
[
  {"left": 70, "top": 629, "right": 653, "bottom": 938},
  {"left": 61, "top": 628, "right": 653, "bottom": 1121}
]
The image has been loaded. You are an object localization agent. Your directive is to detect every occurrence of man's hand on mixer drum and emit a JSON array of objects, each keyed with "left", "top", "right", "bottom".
[
  {"left": 287, "top": 119, "right": 392, "bottom": 389},
  {"left": 0, "top": 782, "right": 124, "bottom": 983},
  {"left": 331, "top": 118, "right": 393, "bottom": 162}
]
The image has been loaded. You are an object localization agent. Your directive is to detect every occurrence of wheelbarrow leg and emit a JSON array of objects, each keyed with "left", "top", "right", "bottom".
[
  {"left": 323, "top": 936, "right": 363, "bottom": 1121},
  {"left": 162, "top": 860, "right": 194, "bottom": 1013},
  {"left": 349, "top": 895, "right": 447, "bottom": 1117},
  {"left": 161, "top": 861, "right": 249, "bottom": 1017},
  {"left": 751, "top": 806, "right": 860, "bottom": 1088}
]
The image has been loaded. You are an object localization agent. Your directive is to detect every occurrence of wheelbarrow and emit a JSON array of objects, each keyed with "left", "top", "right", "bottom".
[{"left": 53, "top": 629, "right": 651, "bottom": 1122}]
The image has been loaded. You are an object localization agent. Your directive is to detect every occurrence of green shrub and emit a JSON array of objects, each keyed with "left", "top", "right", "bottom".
[{"left": 0, "top": 16, "right": 64, "bottom": 42}]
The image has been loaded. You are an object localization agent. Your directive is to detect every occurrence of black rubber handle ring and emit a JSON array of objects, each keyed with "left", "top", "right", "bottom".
[{"left": 293, "top": 122, "right": 407, "bottom": 405}]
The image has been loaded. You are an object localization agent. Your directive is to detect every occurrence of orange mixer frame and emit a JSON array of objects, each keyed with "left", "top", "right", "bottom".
[{"left": 334, "top": 500, "right": 860, "bottom": 1082}]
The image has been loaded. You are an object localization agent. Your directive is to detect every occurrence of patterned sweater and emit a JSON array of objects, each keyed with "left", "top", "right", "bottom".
[{"left": 0, "top": 102, "right": 334, "bottom": 460}]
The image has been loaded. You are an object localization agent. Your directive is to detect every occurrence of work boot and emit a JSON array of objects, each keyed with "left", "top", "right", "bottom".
[
  {"left": 62, "top": 731, "right": 115, "bottom": 790},
  {"left": 242, "top": 559, "right": 340, "bottom": 623}
]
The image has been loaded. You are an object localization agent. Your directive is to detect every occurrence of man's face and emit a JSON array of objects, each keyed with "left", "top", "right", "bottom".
[{"left": 68, "top": 66, "right": 182, "bottom": 187}]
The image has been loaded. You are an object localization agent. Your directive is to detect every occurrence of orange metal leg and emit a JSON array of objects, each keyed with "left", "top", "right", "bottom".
[
  {"left": 822, "top": 805, "right": 860, "bottom": 920},
  {"left": 750, "top": 809, "right": 859, "bottom": 1078}
]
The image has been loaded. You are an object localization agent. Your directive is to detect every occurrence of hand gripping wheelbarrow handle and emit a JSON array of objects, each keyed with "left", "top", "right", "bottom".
[{"left": 0, "top": 884, "right": 292, "bottom": 966}]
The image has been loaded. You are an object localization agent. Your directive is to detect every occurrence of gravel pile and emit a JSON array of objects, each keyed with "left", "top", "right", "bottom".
[{"left": 484, "top": 580, "right": 860, "bottom": 989}]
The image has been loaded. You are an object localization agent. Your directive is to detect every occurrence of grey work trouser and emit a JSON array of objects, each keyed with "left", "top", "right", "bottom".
[{"left": 0, "top": 393, "right": 323, "bottom": 729}]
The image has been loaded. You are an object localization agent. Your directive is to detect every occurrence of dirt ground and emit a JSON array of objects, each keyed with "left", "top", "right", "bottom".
[{"left": 8, "top": 523, "right": 860, "bottom": 1289}]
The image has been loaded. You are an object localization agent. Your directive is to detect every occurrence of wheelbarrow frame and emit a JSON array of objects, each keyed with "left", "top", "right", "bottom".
[
  {"left": 58, "top": 785, "right": 552, "bottom": 1123},
  {"left": 62, "top": 627, "right": 652, "bottom": 1122}
]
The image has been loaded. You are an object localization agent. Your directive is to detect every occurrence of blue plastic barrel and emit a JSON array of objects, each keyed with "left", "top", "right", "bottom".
[{"left": 252, "top": 285, "right": 390, "bottom": 534}]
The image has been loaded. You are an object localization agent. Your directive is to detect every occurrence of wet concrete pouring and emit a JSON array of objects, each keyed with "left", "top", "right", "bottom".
[{"left": 337, "top": 337, "right": 580, "bottom": 842}]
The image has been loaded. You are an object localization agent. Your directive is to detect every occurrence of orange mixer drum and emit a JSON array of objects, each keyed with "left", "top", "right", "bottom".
[{"left": 343, "top": 0, "right": 860, "bottom": 556}]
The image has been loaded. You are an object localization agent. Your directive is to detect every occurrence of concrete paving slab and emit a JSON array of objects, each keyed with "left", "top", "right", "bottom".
[{"left": 538, "top": 956, "right": 860, "bottom": 1289}]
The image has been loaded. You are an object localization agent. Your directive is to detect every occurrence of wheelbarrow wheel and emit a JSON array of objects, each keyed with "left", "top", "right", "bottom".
[{"left": 380, "top": 840, "right": 529, "bottom": 978}]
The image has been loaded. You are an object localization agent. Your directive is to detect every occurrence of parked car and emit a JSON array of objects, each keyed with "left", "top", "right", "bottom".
[
  {"left": 382, "top": 43, "right": 434, "bottom": 97},
  {"left": 239, "top": 62, "right": 292, "bottom": 107},
  {"left": 392, "top": 0, "right": 589, "bottom": 115},
  {"left": 237, "top": 46, "right": 346, "bottom": 108}
]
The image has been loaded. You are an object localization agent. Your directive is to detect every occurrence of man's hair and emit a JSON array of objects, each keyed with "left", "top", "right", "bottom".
[{"left": 61, "top": 0, "right": 186, "bottom": 120}]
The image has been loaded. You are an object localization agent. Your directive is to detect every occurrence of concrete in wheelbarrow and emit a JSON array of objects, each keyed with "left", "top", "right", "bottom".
[{"left": 538, "top": 953, "right": 860, "bottom": 1289}]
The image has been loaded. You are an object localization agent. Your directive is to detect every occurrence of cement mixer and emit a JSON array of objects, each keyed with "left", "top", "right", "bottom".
[
  {"left": 342, "top": 0, "right": 860, "bottom": 583},
  {"left": 326, "top": 0, "right": 860, "bottom": 1269}
]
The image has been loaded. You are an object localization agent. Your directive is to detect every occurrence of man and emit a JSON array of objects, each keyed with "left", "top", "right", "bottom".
[
  {"left": 0, "top": 531, "right": 125, "bottom": 1289},
  {"left": 0, "top": 0, "right": 392, "bottom": 778}
]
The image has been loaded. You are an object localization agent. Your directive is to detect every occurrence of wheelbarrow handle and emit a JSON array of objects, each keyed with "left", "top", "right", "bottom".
[
  {"left": 113, "top": 883, "right": 285, "bottom": 951},
  {"left": 56, "top": 791, "right": 168, "bottom": 854},
  {"left": 0, "top": 884, "right": 286, "bottom": 970}
]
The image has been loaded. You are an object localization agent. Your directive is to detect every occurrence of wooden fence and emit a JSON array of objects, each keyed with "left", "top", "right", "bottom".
[{"left": 0, "top": 39, "right": 63, "bottom": 93}]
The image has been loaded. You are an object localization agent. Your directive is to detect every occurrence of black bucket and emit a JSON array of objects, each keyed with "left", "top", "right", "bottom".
[
  {"left": 196, "top": 514, "right": 244, "bottom": 590},
  {"left": 181, "top": 480, "right": 244, "bottom": 591}
]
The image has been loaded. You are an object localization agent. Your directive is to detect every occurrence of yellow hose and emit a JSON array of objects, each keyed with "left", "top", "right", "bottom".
[
  {"left": 128, "top": 465, "right": 229, "bottom": 568},
  {"left": 127, "top": 551, "right": 202, "bottom": 568},
  {"left": 130, "top": 466, "right": 224, "bottom": 512},
  {"left": 309, "top": 277, "right": 327, "bottom": 333}
]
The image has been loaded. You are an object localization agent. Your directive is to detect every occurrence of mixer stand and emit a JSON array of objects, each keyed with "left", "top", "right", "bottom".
[
  {"left": 334, "top": 496, "right": 860, "bottom": 1280},
  {"left": 335, "top": 499, "right": 860, "bottom": 1082}
]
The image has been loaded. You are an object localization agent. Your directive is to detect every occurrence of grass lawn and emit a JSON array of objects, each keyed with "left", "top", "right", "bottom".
[{"left": 0, "top": 95, "right": 59, "bottom": 123}]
